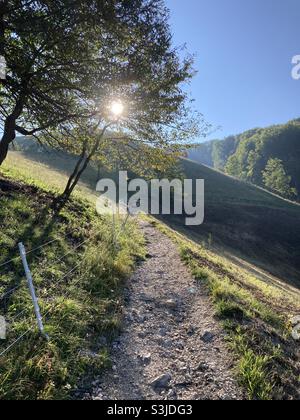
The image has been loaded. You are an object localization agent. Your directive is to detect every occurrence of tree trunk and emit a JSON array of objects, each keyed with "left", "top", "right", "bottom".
[
  {"left": 55, "top": 125, "right": 109, "bottom": 210},
  {"left": 0, "top": 92, "right": 26, "bottom": 165},
  {"left": 62, "top": 147, "right": 87, "bottom": 197},
  {"left": 0, "top": 2, "right": 16, "bottom": 165},
  {"left": 54, "top": 154, "right": 92, "bottom": 211},
  {"left": 62, "top": 155, "right": 91, "bottom": 201},
  {"left": 0, "top": 116, "right": 17, "bottom": 165}
]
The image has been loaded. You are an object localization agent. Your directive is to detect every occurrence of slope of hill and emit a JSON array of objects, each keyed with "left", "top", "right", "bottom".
[
  {"left": 5, "top": 143, "right": 300, "bottom": 287},
  {"left": 160, "top": 158, "right": 300, "bottom": 288},
  {"left": 9, "top": 137, "right": 101, "bottom": 200},
  {"left": 2, "top": 150, "right": 300, "bottom": 400},
  {"left": 151, "top": 217, "right": 299, "bottom": 400},
  {"left": 0, "top": 162, "right": 144, "bottom": 400},
  {"left": 188, "top": 119, "right": 300, "bottom": 201},
  {"left": 5, "top": 146, "right": 300, "bottom": 287}
]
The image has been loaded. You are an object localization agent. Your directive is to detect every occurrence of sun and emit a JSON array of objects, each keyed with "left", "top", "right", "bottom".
[{"left": 110, "top": 101, "right": 124, "bottom": 117}]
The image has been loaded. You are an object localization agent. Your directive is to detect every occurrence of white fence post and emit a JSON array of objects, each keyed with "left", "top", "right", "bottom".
[
  {"left": 18, "top": 243, "right": 47, "bottom": 338},
  {"left": 112, "top": 213, "right": 117, "bottom": 250}
]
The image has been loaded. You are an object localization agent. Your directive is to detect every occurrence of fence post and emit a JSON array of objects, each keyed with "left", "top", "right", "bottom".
[
  {"left": 112, "top": 213, "right": 117, "bottom": 250},
  {"left": 18, "top": 243, "right": 47, "bottom": 338}
]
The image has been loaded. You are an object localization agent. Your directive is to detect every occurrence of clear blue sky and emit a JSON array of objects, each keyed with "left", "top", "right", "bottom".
[{"left": 166, "top": 0, "right": 300, "bottom": 141}]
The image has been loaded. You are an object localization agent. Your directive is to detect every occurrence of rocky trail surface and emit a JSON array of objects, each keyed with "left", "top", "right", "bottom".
[{"left": 88, "top": 221, "right": 243, "bottom": 400}]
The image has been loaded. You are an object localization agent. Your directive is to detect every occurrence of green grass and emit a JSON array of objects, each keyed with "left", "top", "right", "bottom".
[
  {"left": 0, "top": 169, "right": 145, "bottom": 399},
  {"left": 149, "top": 218, "right": 300, "bottom": 400},
  {"left": 2, "top": 151, "right": 99, "bottom": 204},
  {"left": 2, "top": 147, "right": 300, "bottom": 400},
  {"left": 182, "top": 158, "right": 300, "bottom": 208},
  {"left": 6, "top": 147, "right": 300, "bottom": 285},
  {"left": 232, "top": 331, "right": 279, "bottom": 401},
  {"left": 159, "top": 158, "right": 300, "bottom": 286}
]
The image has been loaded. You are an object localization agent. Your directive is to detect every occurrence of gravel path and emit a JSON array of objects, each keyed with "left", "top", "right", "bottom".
[{"left": 90, "top": 221, "right": 243, "bottom": 400}]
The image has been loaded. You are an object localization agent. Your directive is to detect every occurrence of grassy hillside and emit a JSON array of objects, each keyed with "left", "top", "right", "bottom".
[
  {"left": 4, "top": 148, "right": 300, "bottom": 287},
  {"left": 0, "top": 162, "right": 144, "bottom": 400},
  {"left": 4, "top": 150, "right": 100, "bottom": 204},
  {"left": 3, "top": 150, "right": 300, "bottom": 286},
  {"left": 160, "top": 158, "right": 300, "bottom": 288},
  {"left": 1, "top": 150, "right": 299, "bottom": 400},
  {"left": 150, "top": 218, "right": 299, "bottom": 400},
  {"left": 189, "top": 119, "right": 300, "bottom": 201}
]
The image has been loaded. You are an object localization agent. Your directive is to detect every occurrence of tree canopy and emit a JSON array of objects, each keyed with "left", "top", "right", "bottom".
[
  {"left": 0, "top": 0, "right": 202, "bottom": 169},
  {"left": 262, "top": 158, "right": 297, "bottom": 200},
  {"left": 188, "top": 119, "right": 300, "bottom": 201}
]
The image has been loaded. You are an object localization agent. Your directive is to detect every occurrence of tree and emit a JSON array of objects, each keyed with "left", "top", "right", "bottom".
[
  {"left": 1, "top": 0, "right": 206, "bottom": 207},
  {"left": 29, "top": 0, "right": 206, "bottom": 206},
  {"left": 262, "top": 158, "right": 297, "bottom": 200},
  {"left": 0, "top": 1, "right": 94, "bottom": 163},
  {"left": 1, "top": 0, "right": 200, "bottom": 167},
  {"left": 50, "top": 106, "right": 201, "bottom": 207},
  {"left": 224, "top": 122, "right": 300, "bottom": 200},
  {"left": 211, "top": 136, "right": 237, "bottom": 170}
]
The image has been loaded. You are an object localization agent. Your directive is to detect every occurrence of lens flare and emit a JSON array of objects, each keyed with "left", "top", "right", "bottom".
[{"left": 110, "top": 101, "right": 124, "bottom": 117}]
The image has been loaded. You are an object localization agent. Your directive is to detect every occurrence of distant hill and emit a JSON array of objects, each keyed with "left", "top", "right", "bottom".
[
  {"left": 11, "top": 136, "right": 44, "bottom": 153},
  {"left": 189, "top": 119, "right": 300, "bottom": 201}
]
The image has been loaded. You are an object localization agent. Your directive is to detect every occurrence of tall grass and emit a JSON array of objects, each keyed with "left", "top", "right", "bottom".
[
  {"left": 0, "top": 174, "right": 145, "bottom": 400},
  {"left": 150, "top": 218, "right": 299, "bottom": 400}
]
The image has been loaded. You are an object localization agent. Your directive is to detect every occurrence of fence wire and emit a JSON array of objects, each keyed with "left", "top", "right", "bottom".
[
  {"left": 0, "top": 247, "right": 91, "bottom": 357},
  {"left": 0, "top": 212, "right": 132, "bottom": 358}
]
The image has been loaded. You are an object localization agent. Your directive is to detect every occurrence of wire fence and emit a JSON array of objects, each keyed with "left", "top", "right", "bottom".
[
  {"left": 0, "top": 227, "right": 100, "bottom": 301},
  {"left": 0, "top": 211, "right": 133, "bottom": 358}
]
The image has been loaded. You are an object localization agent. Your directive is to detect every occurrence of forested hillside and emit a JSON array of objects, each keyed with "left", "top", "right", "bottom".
[{"left": 189, "top": 119, "right": 300, "bottom": 201}]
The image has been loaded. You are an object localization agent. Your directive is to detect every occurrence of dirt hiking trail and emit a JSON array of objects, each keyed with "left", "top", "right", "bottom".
[{"left": 89, "top": 221, "right": 243, "bottom": 400}]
